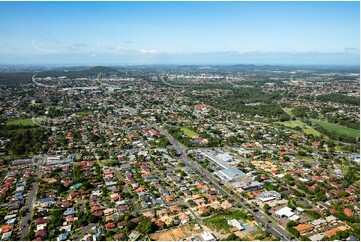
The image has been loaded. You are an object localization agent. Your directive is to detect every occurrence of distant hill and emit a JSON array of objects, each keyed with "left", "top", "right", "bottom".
[
  {"left": 0, "top": 66, "right": 118, "bottom": 86},
  {"left": 78, "top": 66, "right": 118, "bottom": 75},
  {"left": 37, "top": 66, "right": 117, "bottom": 78}
]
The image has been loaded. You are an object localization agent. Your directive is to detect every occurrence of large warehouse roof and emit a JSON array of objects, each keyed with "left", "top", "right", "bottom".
[{"left": 215, "top": 168, "right": 247, "bottom": 181}]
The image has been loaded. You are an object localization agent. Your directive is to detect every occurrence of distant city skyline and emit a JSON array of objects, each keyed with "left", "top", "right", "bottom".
[{"left": 0, "top": 1, "right": 359, "bottom": 65}]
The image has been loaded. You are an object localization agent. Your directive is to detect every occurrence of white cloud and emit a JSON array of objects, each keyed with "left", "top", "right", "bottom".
[
  {"left": 32, "top": 39, "right": 62, "bottom": 52},
  {"left": 139, "top": 49, "right": 157, "bottom": 54},
  {"left": 32, "top": 39, "right": 86, "bottom": 53},
  {"left": 97, "top": 39, "right": 159, "bottom": 55}
]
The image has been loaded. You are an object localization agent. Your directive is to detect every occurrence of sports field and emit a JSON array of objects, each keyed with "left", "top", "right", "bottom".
[
  {"left": 311, "top": 119, "right": 360, "bottom": 138},
  {"left": 6, "top": 118, "right": 42, "bottom": 126},
  {"left": 180, "top": 127, "right": 199, "bottom": 137}
]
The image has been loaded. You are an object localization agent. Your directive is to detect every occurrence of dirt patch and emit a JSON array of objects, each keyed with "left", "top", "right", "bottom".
[
  {"left": 180, "top": 224, "right": 194, "bottom": 237},
  {"left": 149, "top": 230, "right": 174, "bottom": 241},
  {"left": 149, "top": 225, "right": 197, "bottom": 241},
  {"left": 170, "top": 227, "right": 185, "bottom": 240},
  {"left": 245, "top": 220, "right": 253, "bottom": 226}
]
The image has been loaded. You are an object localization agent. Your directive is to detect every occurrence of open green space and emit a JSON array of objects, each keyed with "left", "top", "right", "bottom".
[
  {"left": 335, "top": 145, "right": 345, "bottom": 152},
  {"left": 278, "top": 120, "right": 306, "bottom": 128},
  {"left": 203, "top": 210, "right": 249, "bottom": 233},
  {"left": 277, "top": 120, "right": 322, "bottom": 136},
  {"left": 311, "top": 119, "right": 360, "bottom": 138},
  {"left": 6, "top": 118, "right": 42, "bottom": 126},
  {"left": 283, "top": 108, "right": 294, "bottom": 117},
  {"left": 180, "top": 127, "right": 199, "bottom": 137}
]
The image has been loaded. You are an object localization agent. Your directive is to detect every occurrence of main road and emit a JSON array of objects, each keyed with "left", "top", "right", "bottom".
[
  {"left": 126, "top": 107, "right": 294, "bottom": 240},
  {"left": 19, "top": 157, "right": 43, "bottom": 240}
]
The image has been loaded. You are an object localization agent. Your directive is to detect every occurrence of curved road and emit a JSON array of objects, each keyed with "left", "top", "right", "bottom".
[{"left": 75, "top": 223, "right": 97, "bottom": 240}]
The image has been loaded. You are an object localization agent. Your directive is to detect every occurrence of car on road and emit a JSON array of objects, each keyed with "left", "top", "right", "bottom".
[{"left": 252, "top": 208, "right": 259, "bottom": 212}]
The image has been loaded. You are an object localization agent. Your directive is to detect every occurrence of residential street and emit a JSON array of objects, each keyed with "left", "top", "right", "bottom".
[
  {"left": 19, "top": 157, "right": 42, "bottom": 240},
  {"left": 75, "top": 223, "right": 97, "bottom": 240}
]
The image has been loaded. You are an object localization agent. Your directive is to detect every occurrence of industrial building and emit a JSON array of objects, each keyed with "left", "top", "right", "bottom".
[
  {"left": 256, "top": 190, "right": 281, "bottom": 202},
  {"left": 214, "top": 168, "right": 247, "bottom": 182}
]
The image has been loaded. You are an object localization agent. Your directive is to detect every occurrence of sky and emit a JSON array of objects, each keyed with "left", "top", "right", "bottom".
[{"left": 0, "top": 1, "right": 359, "bottom": 65}]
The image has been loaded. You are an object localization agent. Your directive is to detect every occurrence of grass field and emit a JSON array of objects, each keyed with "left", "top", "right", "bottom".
[
  {"left": 277, "top": 120, "right": 322, "bottom": 136},
  {"left": 75, "top": 111, "right": 92, "bottom": 115},
  {"left": 283, "top": 108, "right": 294, "bottom": 117},
  {"left": 204, "top": 210, "right": 248, "bottom": 233},
  {"left": 180, "top": 128, "right": 199, "bottom": 137},
  {"left": 6, "top": 118, "right": 40, "bottom": 126},
  {"left": 311, "top": 119, "right": 360, "bottom": 138}
]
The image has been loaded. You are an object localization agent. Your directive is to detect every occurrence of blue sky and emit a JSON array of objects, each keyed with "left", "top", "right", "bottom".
[{"left": 0, "top": 1, "right": 359, "bottom": 65}]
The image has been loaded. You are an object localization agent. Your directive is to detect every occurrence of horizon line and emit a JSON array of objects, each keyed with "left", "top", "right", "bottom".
[{"left": 0, "top": 63, "right": 360, "bottom": 67}]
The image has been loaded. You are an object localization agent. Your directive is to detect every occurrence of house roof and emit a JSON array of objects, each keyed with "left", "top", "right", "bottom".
[
  {"left": 63, "top": 207, "right": 76, "bottom": 216},
  {"left": 343, "top": 208, "right": 353, "bottom": 217},
  {"left": 135, "top": 186, "right": 146, "bottom": 193},
  {"left": 311, "top": 208, "right": 325, "bottom": 217},
  {"left": 312, "top": 218, "right": 326, "bottom": 226},
  {"left": 36, "top": 230, "right": 47, "bottom": 237},
  {"left": 329, "top": 208, "right": 338, "bottom": 214},
  {"left": 199, "top": 206, "right": 208, "bottom": 212},
  {"left": 324, "top": 227, "right": 341, "bottom": 238},
  {"left": 130, "top": 217, "right": 140, "bottom": 223},
  {"left": 114, "top": 233, "right": 125, "bottom": 240},
  {"left": 117, "top": 221, "right": 127, "bottom": 227},
  {"left": 35, "top": 218, "right": 50, "bottom": 225},
  {"left": 294, "top": 223, "right": 313, "bottom": 233},
  {"left": 105, "top": 222, "right": 115, "bottom": 228},
  {"left": 325, "top": 215, "right": 337, "bottom": 223},
  {"left": 1, "top": 225, "right": 13, "bottom": 233}
]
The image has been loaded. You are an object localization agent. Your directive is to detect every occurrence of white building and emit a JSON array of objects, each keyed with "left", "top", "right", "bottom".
[
  {"left": 214, "top": 168, "right": 247, "bottom": 182},
  {"left": 216, "top": 153, "right": 234, "bottom": 163},
  {"left": 227, "top": 219, "right": 244, "bottom": 230},
  {"left": 256, "top": 190, "right": 281, "bottom": 202},
  {"left": 200, "top": 231, "right": 216, "bottom": 241},
  {"left": 275, "top": 206, "right": 294, "bottom": 218}
]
